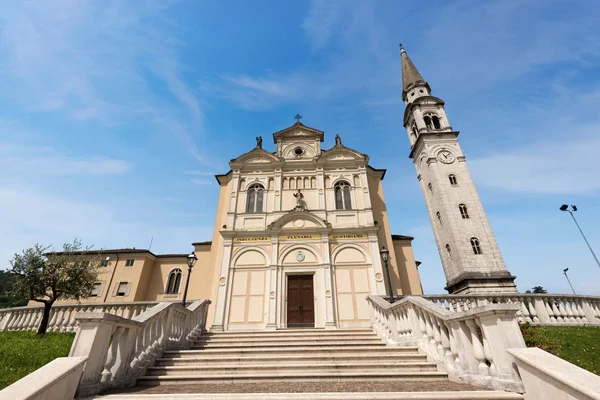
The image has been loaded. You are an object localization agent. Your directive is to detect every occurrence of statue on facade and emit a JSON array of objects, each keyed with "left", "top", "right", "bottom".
[
  {"left": 293, "top": 189, "right": 305, "bottom": 209},
  {"left": 255, "top": 136, "right": 263, "bottom": 149},
  {"left": 335, "top": 134, "right": 342, "bottom": 146}
]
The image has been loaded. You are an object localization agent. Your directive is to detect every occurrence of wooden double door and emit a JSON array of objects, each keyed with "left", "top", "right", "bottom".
[{"left": 287, "top": 275, "right": 315, "bottom": 327}]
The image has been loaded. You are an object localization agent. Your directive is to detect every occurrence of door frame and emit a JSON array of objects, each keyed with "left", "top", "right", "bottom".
[{"left": 281, "top": 270, "right": 317, "bottom": 329}]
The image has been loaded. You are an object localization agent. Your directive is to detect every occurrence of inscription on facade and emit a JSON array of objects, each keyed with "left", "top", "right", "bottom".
[
  {"left": 329, "top": 234, "right": 368, "bottom": 239},
  {"left": 233, "top": 237, "right": 270, "bottom": 242}
]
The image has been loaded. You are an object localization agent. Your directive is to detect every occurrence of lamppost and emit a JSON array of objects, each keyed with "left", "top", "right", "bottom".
[
  {"left": 563, "top": 268, "right": 576, "bottom": 295},
  {"left": 182, "top": 252, "right": 198, "bottom": 307},
  {"left": 559, "top": 204, "right": 600, "bottom": 269},
  {"left": 379, "top": 246, "right": 395, "bottom": 303}
]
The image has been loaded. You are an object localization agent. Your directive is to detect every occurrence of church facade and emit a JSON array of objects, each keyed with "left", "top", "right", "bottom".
[
  {"left": 63, "top": 121, "right": 423, "bottom": 331},
  {"left": 48, "top": 46, "right": 519, "bottom": 330}
]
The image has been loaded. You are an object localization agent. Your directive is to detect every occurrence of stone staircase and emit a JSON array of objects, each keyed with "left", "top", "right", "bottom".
[{"left": 91, "top": 329, "right": 524, "bottom": 399}]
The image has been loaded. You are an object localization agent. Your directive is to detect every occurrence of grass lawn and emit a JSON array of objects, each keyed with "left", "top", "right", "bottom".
[
  {"left": 0, "top": 331, "right": 75, "bottom": 390},
  {"left": 520, "top": 324, "right": 600, "bottom": 375}
]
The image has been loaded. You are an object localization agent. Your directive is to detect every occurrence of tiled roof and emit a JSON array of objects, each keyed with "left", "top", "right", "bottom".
[
  {"left": 192, "top": 241, "right": 212, "bottom": 246},
  {"left": 391, "top": 234, "right": 414, "bottom": 241}
]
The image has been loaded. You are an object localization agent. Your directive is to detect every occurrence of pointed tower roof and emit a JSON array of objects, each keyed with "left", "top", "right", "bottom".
[{"left": 400, "top": 45, "right": 429, "bottom": 99}]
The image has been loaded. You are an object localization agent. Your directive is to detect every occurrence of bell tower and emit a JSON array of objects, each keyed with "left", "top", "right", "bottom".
[{"left": 400, "top": 46, "right": 517, "bottom": 294}]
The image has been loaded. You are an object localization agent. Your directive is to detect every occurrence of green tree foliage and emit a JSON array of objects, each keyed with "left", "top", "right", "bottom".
[
  {"left": 9, "top": 239, "right": 101, "bottom": 334},
  {"left": 524, "top": 286, "right": 548, "bottom": 294},
  {"left": 0, "top": 270, "right": 28, "bottom": 308}
]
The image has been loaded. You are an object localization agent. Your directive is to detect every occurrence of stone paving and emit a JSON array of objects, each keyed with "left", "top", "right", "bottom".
[{"left": 111, "top": 381, "right": 488, "bottom": 395}]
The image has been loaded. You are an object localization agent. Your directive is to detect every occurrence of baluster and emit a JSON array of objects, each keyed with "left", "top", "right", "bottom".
[
  {"left": 447, "top": 321, "right": 462, "bottom": 371},
  {"left": 430, "top": 317, "right": 444, "bottom": 356},
  {"left": 576, "top": 299, "right": 588, "bottom": 324},
  {"left": 101, "top": 325, "right": 121, "bottom": 383},
  {"left": 563, "top": 298, "right": 574, "bottom": 323},
  {"left": 21, "top": 309, "right": 34, "bottom": 331},
  {"left": 465, "top": 319, "right": 489, "bottom": 375},
  {"left": 550, "top": 299, "right": 561, "bottom": 323},
  {"left": 478, "top": 319, "right": 496, "bottom": 376},
  {"left": 60, "top": 308, "right": 72, "bottom": 332},
  {"left": 13, "top": 310, "right": 27, "bottom": 330},
  {"left": 526, "top": 297, "right": 539, "bottom": 323},
  {"left": 66, "top": 307, "right": 80, "bottom": 332},
  {"left": 557, "top": 299, "right": 568, "bottom": 323}
]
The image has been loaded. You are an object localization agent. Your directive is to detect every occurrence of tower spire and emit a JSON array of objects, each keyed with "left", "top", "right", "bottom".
[{"left": 400, "top": 45, "right": 429, "bottom": 100}]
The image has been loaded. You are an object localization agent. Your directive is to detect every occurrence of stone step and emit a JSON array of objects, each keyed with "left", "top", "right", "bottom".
[
  {"left": 155, "top": 353, "right": 428, "bottom": 365},
  {"left": 197, "top": 334, "right": 380, "bottom": 343},
  {"left": 206, "top": 329, "right": 373, "bottom": 336},
  {"left": 201, "top": 331, "right": 377, "bottom": 339},
  {"left": 87, "top": 392, "right": 524, "bottom": 400},
  {"left": 146, "top": 362, "right": 438, "bottom": 375},
  {"left": 137, "top": 371, "right": 450, "bottom": 385},
  {"left": 164, "top": 345, "right": 420, "bottom": 357},
  {"left": 192, "top": 339, "right": 385, "bottom": 348}
]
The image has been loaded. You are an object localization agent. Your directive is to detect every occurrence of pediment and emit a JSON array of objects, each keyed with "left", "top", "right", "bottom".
[
  {"left": 318, "top": 146, "right": 367, "bottom": 162},
  {"left": 272, "top": 122, "right": 324, "bottom": 144},
  {"left": 230, "top": 148, "right": 282, "bottom": 166}
]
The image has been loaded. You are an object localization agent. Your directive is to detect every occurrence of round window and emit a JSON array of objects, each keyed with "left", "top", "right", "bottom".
[{"left": 294, "top": 147, "right": 305, "bottom": 156}]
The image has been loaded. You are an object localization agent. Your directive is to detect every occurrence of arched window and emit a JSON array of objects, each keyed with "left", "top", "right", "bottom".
[
  {"left": 470, "top": 238, "right": 483, "bottom": 255},
  {"left": 445, "top": 244, "right": 452, "bottom": 259},
  {"left": 334, "top": 181, "right": 352, "bottom": 210},
  {"left": 459, "top": 204, "right": 469, "bottom": 219},
  {"left": 449, "top": 174, "right": 458, "bottom": 186},
  {"left": 424, "top": 113, "right": 441, "bottom": 129},
  {"left": 166, "top": 269, "right": 182, "bottom": 294},
  {"left": 436, "top": 212, "right": 442, "bottom": 225},
  {"left": 428, "top": 183, "right": 433, "bottom": 194},
  {"left": 247, "top": 184, "right": 264, "bottom": 213}
]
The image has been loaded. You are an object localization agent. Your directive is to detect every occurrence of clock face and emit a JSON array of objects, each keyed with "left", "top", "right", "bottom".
[{"left": 437, "top": 150, "right": 455, "bottom": 164}]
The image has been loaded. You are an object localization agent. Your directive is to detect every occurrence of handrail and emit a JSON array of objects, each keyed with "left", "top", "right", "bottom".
[{"left": 367, "top": 295, "right": 525, "bottom": 392}]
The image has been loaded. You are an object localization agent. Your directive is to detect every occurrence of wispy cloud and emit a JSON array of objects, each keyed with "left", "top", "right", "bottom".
[
  {"left": 190, "top": 178, "right": 212, "bottom": 186},
  {"left": 0, "top": 1, "right": 206, "bottom": 160},
  {"left": 0, "top": 144, "right": 130, "bottom": 176}
]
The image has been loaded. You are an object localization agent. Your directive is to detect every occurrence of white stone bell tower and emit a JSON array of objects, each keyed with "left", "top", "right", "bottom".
[{"left": 400, "top": 46, "right": 517, "bottom": 294}]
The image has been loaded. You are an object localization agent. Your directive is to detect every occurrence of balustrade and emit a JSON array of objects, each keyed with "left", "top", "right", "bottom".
[
  {"left": 367, "top": 295, "right": 525, "bottom": 392},
  {"left": 71, "top": 299, "right": 210, "bottom": 397},
  {"left": 423, "top": 294, "right": 600, "bottom": 326},
  {"left": 0, "top": 301, "right": 159, "bottom": 332}
]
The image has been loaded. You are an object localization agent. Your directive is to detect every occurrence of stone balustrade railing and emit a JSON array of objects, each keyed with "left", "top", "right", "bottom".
[
  {"left": 423, "top": 294, "right": 600, "bottom": 326},
  {"left": 367, "top": 295, "right": 525, "bottom": 392},
  {"left": 0, "top": 301, "right": 159, "bottom": 333},
  {"left": 70, "top": 299, "right": 210, "bottom": 397}
]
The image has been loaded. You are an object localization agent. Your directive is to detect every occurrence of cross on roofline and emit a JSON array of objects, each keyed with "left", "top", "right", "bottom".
[{"left": 294, "top": 114, "right": 302, "bottom": 122}]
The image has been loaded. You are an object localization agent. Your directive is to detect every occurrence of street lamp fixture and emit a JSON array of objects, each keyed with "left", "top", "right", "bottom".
[
  {"left": 563, "top": 268, "right": 576, "bottom": 295},
  {"left": 559, "top": 204, "right": 600, "bottom": 269},
  {"left": 379, "top": 246, "right": 395, "bottom": 303},
  {"left": 182, "top": 252, "right": 198, "bottom": 307}
]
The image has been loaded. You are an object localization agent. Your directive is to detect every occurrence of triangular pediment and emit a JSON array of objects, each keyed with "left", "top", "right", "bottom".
[
  {"left": 272, "top": 122, "right": 324, "bottom": 144},
  {"left": 230, "top": 147, "right": 282, "bottom": 166},
  {"left": 318, "top": 145, "right": 368, "bottom": 162}
]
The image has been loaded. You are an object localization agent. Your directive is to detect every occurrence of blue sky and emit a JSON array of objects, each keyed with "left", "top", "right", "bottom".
[{"left": 1, "top": 0, "right": 599, "bottom": 295}]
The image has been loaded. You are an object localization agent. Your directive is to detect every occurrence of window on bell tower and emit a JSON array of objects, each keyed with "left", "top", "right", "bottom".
[
  {"left": 247, "top": 184, "right": 265, "bottom": 213},
  {"left": 449, "top": 174, "right": 458, "bottom": 186},
  {"left": 428, "top": 183, "right": 433, "bottom": 194},
  {"left": 459, "top": 204, "right": 469, "bottom": 219},
  {"left": 436, "top": 212, "right": 442, "bottom": 225},
  {"left": 445, "top": 244, "right": 452, "bottom": 259},
  {"left": 470, "top": 238, "right": 483, "bottom": 255},
  {"left": 334, "top": 181, "right": 352, "bottom": 210},
  {"left": 424, "top": 113, "right": 441, "bottom": 129}
]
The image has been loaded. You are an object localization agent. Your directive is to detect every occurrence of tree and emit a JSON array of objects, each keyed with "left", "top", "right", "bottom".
[
  {"left": 9, "top": 239, "right": 101, "bottom": 334},
  {"left": 525, "top": 286, "right": 548, "bottom": 294},
  {"left": 0, "top": 270, "right": 29, "bottom": 308}
]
